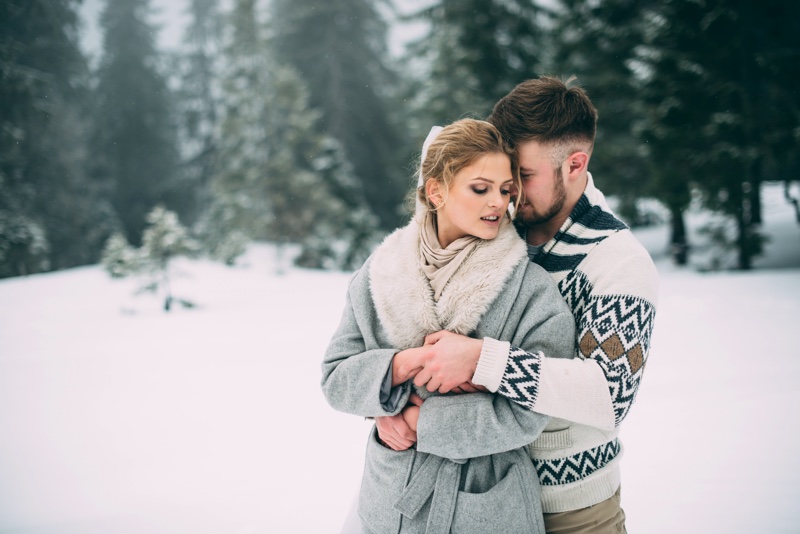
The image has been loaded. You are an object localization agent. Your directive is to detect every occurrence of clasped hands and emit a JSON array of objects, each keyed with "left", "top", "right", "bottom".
[{"left": 377, "top": 330, "right": 485, "bottom": 451}]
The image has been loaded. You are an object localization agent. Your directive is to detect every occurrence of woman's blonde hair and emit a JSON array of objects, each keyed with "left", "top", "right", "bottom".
[{"left": 416, "top": 119, "right": 520, "bottom": 212}]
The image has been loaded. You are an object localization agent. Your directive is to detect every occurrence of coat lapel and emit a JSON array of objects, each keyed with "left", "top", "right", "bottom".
[{"left": 369, "top": 218, "right": 526, "bottom": 349}]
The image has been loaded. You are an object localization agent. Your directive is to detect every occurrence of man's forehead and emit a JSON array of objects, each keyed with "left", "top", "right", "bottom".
[{"left": 516, "top": 140, "right": 553, "bottom": 159}]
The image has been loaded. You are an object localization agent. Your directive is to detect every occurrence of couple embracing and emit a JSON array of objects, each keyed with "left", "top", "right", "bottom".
[{"left": 322, "top": 76, "right": 658, "bottom": 534}]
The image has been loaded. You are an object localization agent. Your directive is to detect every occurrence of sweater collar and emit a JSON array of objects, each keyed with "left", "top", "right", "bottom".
[
  {"left": 521, "top": 173, "right": 628, "bottom": 277},
  {"left": 539, "top": 173, "right": 627, "bottom": 255}
]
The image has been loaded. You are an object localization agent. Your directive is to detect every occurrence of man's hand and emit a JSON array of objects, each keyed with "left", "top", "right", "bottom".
[
  {"left": 413, "top": 330, "right": 483, "bottom": 394},
  {"left": 450, "top": 381, "right": 489, "bottom": 394},
  {"left": 375, "top": 394, "right": 424, "bottom": 451}
]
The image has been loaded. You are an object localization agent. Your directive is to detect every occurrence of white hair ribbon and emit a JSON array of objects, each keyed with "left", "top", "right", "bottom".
[{"left": 417, "top": 126, "right": 444, "bottom": 187}]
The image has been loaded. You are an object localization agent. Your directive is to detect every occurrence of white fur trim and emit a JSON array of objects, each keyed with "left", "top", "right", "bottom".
[{"left": 368, "top": 220, "right": 526, "bottom": 349}]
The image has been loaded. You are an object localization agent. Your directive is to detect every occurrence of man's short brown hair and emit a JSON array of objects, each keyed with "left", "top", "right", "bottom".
[{"left": 488, "top": 76, "right": 598, "bottom": 165}]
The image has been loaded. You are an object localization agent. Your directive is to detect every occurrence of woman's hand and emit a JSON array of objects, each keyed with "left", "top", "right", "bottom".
[
  {"left": 376, "top": 394, "right": 424, "bottom": 450},
  {"left": 391, "top": 346, "right": 426, "bottom": 387},
  {"left": 400, "top": 393, "right": 424, "bottom": 432}
]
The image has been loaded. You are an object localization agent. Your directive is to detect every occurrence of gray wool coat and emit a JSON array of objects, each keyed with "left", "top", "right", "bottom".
[{"left": 321, "top": 218, "right": 576, "bottom": 534}]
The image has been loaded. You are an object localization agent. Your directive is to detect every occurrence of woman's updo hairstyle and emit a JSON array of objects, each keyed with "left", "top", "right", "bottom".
[{"left": 416, "top": 118, "right": 519, "bottom": 212}]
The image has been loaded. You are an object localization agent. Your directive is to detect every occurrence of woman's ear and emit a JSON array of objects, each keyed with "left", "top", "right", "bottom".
[{"left": 426, "top": 179, "right": 443, "bottom": 207}]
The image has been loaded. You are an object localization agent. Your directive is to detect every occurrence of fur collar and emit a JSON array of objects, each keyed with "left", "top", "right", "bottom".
[{"left": 368, "top": 217, "right": 526, "bottom": 349}]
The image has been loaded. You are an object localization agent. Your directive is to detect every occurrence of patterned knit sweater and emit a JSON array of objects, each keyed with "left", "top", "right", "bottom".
[{"left": 472, "top": 174, "right": 659, "bottom": 513}]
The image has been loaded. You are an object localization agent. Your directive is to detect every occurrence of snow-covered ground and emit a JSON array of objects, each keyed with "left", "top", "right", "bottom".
[{"left": 1, "top": 187, "right": 799, "bottom": 533}]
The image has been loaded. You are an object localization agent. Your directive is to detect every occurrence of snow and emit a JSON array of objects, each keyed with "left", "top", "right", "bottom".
[{"left": 1, "top": 189, "right": 799, "bottom": 533}]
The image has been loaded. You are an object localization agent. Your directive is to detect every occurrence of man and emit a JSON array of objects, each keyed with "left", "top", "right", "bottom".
[{"left": 377, "top": 76, "right": 659, "bottom": 533}]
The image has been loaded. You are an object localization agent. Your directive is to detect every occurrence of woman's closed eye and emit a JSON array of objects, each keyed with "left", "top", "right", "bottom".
[{"left": 471, "top": 187, "right": 512, "bottom": 195}]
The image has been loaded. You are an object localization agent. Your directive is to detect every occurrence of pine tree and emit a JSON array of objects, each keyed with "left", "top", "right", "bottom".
[
  {"left": 404, "top": 0, "right": 549, "bottom": 128},
  {"left": 205, "top": 0, "right": 378, "bottom": 270},
  {"left": 203, "top": 0, "right": 279, "bottom": 254},
  {"left": 174, "top": 0, "right": 223, "bottom": 226},
  {"left": 0, "top": 212, "right": 49, "bottom": 277},
  {"left": 0, "top": 0, "right": 108, "bottom": 276},
  {"left": 101, "top": 206, "right": 199, "bottom": 311},
  {"left": 101, "top": 232, "right": 140, "bottom": 279},
  {"left": 270, "top": 0, "right": 406, "bottom": 230},
  {"left": 297, "top": 135, "right": 379, "bottom": 270},
  {"left": 549, "top": 0, "right": 651, "bottom": 226},
  {"left": 92, "top": 0, "right": 180, "bottom": 245},
  {"left": 139, "top": 206, "right": 199, "bottom": 311},
  {"left": 638, "top": 0, "right": 800, "bottom": 269}
]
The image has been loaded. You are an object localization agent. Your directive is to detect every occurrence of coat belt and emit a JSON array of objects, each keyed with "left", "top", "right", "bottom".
[{"left": 393, "top": 454, "right": 466, "bottom": 534}]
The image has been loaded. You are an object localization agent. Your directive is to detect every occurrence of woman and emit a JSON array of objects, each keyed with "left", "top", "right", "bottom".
[{"left": 321, "top": 119, "right": 576, "bottom": 534}]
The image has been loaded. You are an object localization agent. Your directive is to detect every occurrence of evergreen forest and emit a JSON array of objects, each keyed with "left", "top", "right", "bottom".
[{"left": 1, "top": 0, "right": 798, "bottom": 278}]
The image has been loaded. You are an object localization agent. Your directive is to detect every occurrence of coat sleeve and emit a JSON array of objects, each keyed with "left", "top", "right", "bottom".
[
  {"left": 474, "top": 233, "right": 659, "bottom": 431},
  {"left": 320, "top": 272, "right": 412, "bottom": 418},
  {"left": 415, "top": 393, "right": 548, "bottom": 461},
  {"left": 415, "top": 272, "right": 577, "bottom": 460}
]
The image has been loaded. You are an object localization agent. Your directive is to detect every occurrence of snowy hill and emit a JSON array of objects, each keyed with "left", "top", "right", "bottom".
[{"left": 1, "top": 187, "right": 799, "bottom": 533}]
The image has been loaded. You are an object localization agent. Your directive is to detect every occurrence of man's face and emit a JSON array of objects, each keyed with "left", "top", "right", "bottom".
[{"left": 515, "top": 140, "right": 567, "bottom": 227}]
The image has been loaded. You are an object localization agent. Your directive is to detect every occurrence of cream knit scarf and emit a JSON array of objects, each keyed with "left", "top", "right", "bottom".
[{"left": 418, "top": 211, "right": 479, "bottom": 301}]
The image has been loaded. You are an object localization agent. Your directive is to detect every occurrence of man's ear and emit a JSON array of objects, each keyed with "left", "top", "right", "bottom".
[{"left": 566, "top": 152, "right": 589, "bottom": 179}]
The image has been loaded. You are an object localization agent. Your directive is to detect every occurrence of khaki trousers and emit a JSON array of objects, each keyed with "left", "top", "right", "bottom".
[{"left": 543, "top": 487, "right": 626, "bottom": 534}]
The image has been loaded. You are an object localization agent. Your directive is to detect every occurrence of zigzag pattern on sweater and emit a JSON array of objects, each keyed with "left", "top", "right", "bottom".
[
  {"left": 581, "top": 294, "right": 656, "bottom": 350},
  {"left": 526, "top": 189, "right": 655, "bottom": 426},
  {"left": 500, "top": 271, "right": 656, "bottom": 426},
  {"left": 577, "top": 291, "right": 656, "bottom": 424},
  {"left": 557, "top": 269, "right": 593, "bottom": 320},
  {"left": 497, "top": 347, "right": 542, "bottom": 411},
  {"left": 534, "top": 439, "right": 621, "bottom": 486}
]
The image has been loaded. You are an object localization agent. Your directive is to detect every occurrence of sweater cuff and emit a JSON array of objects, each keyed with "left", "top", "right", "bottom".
[{"left": 472, "top": 337, "right": 510, "bottom": 392}]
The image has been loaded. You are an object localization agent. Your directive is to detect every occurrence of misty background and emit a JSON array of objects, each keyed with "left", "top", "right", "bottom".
[{"left": 2, "top": 0, "right": 799, "bottom": 280}]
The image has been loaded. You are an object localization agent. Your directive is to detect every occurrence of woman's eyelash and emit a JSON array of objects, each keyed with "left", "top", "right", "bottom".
[{"left": 472, "top": 187, "right": 512, "bottom": 195}]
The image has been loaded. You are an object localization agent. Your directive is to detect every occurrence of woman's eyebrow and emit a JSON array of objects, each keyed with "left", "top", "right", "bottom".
[{"left": 471, "top": 177, "right": 514, "bottom": 184}]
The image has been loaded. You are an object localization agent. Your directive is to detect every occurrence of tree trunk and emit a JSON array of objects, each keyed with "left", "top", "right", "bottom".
[
  {"left": 274, "top": 241, "right": 286, "bottom": 276},
  {"left": 748, "top": 155, "right": 763, "bottom": 224},
  {"left": 785, "top": 180, "right": 800, "bottom": 224},
  {"left": 669, "top": 206, "right": 689, "bottom": 266},
  {"left": 736, "top": 221, "right": 753, "bottom": 270},
  {"left": 734, "top": 184, "right": 753, "bottom": 270}
]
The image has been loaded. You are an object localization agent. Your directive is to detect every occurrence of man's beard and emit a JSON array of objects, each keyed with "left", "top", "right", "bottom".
[{"left": 517, "top": 168, "right": 567, "bottom": 227}]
